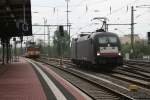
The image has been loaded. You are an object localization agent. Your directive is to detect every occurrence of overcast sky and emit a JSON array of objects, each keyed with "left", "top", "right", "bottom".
[{"left": 31, "top": 0, "right": 150, "bottom": 41}]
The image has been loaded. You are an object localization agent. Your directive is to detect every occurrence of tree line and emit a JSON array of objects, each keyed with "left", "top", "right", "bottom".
[{"left": 121, "top": 41, "right": 150, "bottom": 59}]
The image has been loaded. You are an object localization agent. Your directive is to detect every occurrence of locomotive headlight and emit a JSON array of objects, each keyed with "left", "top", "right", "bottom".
[
  {"left": 118, "top": 52, "right": 122, "bottom": 56},
  {"left": 97, "top": 52, "right": 100, "bottom": 56}
]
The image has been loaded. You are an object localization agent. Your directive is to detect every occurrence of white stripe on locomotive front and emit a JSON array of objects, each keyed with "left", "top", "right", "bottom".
[{"left": 99, "top": 46, "right": 119, "bottom": 53}]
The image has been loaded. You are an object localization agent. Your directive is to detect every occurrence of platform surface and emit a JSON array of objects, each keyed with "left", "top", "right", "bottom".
[{"left": 0, "top": 59, "right": 47, "bottom": 100}]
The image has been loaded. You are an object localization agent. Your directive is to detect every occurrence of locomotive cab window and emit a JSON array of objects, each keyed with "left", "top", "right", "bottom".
[
  {"left": 108, "top": 37, "right": 117, "bottom": 43},
  {"left": 98, "top": 36, "right": 117, "bottom": 44},
  {"left": 98, "top": 36, "right": 108, "bottom": 44}
]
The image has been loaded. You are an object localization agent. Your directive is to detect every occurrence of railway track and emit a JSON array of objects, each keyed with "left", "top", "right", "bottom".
[
  {"left": 36, "top": 57, "right": 150, "bottom": 100},
  {"left": 120, "top": 60, "right": 150, "bottom": 86},
  {"left": 41, "top": 57, "right": 150, "bottom": 80},
  {"left": 67, "top": 65, "right": 150, "bottom": 99},
  {"left": 61, "top": 58, "right": 150, "bottom": 84},
  {"left": 40, "top": 57, "right": 150, "bottom": 89},
  {"left": 125, "top": 59, "right": 150, "bottom": 68},
  {"left": 39, "top": 62, "right": 122, "bottom": 100}
]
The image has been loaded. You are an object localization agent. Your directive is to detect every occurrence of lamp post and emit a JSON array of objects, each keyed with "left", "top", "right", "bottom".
[
  {"left": 43, "top": 17, "right": 47, "bottom": 49},
  {"left": 65, "top": 0, "right": 71, "bottom": 57},
  {"left": 130, "top": 6, "right": 136, "bottom": 55},
  {"left": 32, "top": 11, "right": 47, "bottom": 55},
  {"left": 65, "top": 0, "right": 71, "bottom": 45},
  {"left": 47, "top": 26, "right": 51, "bottom": 57},
  {"left": 129, "top": 5, "right": 150, "bottom": 57},
  {"left": 65, "top": 0, "right": 70, "bottom": 34},
  {"left": 31, "top": 11, "right": 39, "bottom": 42}
]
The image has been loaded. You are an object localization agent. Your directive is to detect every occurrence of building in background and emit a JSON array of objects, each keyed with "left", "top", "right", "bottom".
[{"left": 120, "top": 34, "right": 141, "bottom": 44}]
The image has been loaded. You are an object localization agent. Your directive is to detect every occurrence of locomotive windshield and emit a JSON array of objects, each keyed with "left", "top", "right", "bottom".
[{"left": 98, "top": 36, "right": 117, "bottom": 44}]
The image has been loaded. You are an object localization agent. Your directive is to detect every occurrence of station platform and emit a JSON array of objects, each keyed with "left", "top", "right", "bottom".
[
  {"left": 0, "top": 59, "right": 47, "bottom": 100},
  {"left": 0, "top": 58, "right": 91, "bottom": 100}
]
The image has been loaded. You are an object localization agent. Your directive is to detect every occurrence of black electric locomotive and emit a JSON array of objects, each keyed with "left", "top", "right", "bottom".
[{"left": 71, "top": 31, "right": 123, "bottom": 67}]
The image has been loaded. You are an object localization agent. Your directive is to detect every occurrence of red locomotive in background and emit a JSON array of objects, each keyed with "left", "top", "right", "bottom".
[{"left": 25, "top": 42, "right": 40, "bottom": 58}]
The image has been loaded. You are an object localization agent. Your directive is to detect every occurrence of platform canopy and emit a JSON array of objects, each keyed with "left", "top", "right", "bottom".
[{"left": 0, "top": 0, "right": 32, "bottom": 38}]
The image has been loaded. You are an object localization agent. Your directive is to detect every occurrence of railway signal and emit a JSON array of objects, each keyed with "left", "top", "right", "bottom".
[
  {"left": 148, "top": 32, "right": 150, "bottom": 44},
  {"left": 57, "top": 25, "right": 65, "bottom": 68},
  {"left": 59, "top": 25, "right": 64, "bottom": 36}
]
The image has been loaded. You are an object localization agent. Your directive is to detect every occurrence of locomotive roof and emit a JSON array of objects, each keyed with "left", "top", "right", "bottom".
[
  {"left": 92, "top": 32, "right": 118, "bottom": 37},
  {"left": 75, "top": 32, "right": 119, "bottom": 42}
]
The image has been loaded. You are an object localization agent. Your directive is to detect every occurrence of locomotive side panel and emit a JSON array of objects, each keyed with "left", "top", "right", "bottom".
[
  {"left": 71, "top": 39, "right": 77, "bottom": 60},
  {"left": 76, "top": 39, "right": 91, "bottom": 62}
]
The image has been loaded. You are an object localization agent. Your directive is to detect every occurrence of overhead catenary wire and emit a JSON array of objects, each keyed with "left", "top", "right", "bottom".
[
  {"left": 74, "top": 0, "right": 142, "bottom": 35},
  {"left": 32, "top": 0, "right": 148, "bottom": 39},
  {"left": 105, "top": 0, "right": 141, "bottom": 17}
]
